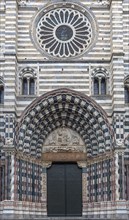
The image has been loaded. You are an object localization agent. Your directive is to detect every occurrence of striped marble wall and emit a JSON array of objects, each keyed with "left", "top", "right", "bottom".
[
  {"left": 0, "top": 1, "right": 129, "bottom": 218},
  {"left": 0, "top": 0, "right": 129, "bottom": 164},
  {"left": 17, "top": 1, "right": 111, "bottom": 62},
  {"left": 123, "top": 0, "right": 129, "bottom": 77},
  {"left": 86, "top": 159, "right": 114, "bottom": 202}
]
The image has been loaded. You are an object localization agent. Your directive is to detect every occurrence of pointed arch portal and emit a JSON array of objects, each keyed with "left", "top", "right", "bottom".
[{"left": 16, "top": 88, "right": 114, "bottom": 158}]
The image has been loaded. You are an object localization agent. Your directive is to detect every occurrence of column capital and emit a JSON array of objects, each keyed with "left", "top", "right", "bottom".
[
  {"left": 4, "top": 138, "right": 15, "bottom": 156},
  {"left": 115, "top": 139, "right": 126, "bottom": 152}
]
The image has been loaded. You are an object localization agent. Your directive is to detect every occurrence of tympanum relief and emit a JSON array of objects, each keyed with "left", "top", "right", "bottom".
[{"left": 43, "top": 128, "right": 85, "bottom": 153}]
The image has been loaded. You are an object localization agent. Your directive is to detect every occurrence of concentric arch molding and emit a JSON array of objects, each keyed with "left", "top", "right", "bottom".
[
  {"left": 16, "top": 88, "right": 114, "bottom": 158},
  {"left": 30, "top": 1, "right": 98, "bottom": 60}
]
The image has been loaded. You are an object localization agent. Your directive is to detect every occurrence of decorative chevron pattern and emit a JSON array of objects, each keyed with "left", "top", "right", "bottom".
[{"left": 16, "top": 88, "right": 114, "bottom": 157}]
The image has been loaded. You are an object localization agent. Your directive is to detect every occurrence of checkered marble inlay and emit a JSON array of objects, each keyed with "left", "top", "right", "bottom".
[{"left": 16, "top": 88, "right": 114, "bottom": 157}]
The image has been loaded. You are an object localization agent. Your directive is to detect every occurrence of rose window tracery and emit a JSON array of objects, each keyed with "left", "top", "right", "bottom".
[
  {"left": 31, "top": 2, "right": 98, "bottom": 60},
  {"left": 36, "top": 8, "right": 92, "bottom": 59}
]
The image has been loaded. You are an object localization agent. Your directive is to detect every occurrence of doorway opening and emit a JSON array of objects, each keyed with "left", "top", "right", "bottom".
[{"left": 47, "top": 162, "right": 82, "bottom": 217}]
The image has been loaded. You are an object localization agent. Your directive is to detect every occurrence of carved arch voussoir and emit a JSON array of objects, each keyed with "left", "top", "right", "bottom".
[{"left": 16, "top": 88, "right": 114, "bottom": 157}]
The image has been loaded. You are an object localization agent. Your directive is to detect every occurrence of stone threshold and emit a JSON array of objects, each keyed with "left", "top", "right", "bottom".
[
  {"left": 0, "top": 218, "right": 117, "bottom": 220},
  {"left": 1, "top": 216, "right": 128, "bottom": 220}
]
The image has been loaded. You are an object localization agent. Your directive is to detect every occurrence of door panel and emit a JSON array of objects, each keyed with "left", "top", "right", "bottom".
[
  {"left": 47, "top": 164, "right": 65, "bottom": 216},
  {"left": 47, "top": 163, "right": 82, "bottom": 217},
  {"left": 66, "top": 164, "right": 82, "bottom": 216}
]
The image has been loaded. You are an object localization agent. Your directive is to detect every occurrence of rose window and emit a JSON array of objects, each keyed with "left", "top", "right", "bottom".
[{"left": 31, "top": 3, "right": 97, "bottom": 59}]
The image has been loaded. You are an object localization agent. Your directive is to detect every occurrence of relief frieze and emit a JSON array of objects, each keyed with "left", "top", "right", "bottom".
[{"left": 43, "top": 127, "right": 85, "bottom": 153}]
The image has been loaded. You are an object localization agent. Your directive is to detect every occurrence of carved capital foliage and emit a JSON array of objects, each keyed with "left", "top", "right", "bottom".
[
  {"left": 115, "top": 139, "right": 126, "bottom": 151},
  {"left": 4, "top": 138, "right": 15, "bottom": 155},
  {"left": 5, "top": 137, "right": 13, "bottom": 145}
]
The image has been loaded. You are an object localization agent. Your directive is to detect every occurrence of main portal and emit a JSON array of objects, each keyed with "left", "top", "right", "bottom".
[{"left": 47, "top": 163, "right": 82, "bottom": 216}]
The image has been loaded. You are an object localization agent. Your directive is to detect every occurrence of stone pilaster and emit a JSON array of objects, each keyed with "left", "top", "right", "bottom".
[
  {"left": 114, "top": 140, "right": 126, "bottom": 201},
  {"left": 121, "top": 152, "right": 125, "bottom": 200},
  {"left": 3, "top": 138, "right": 15, "bottom": 200},
  {"left": 78, "top": 161, "right": 87, "bottom": 216},
  {"left": 10, "top": 154, "right": 15, "bottom": 200},
  {"left": 110, "top": 0, "right": 125, "bottom": 113},
  {"left": 4, "top": 0, "right": 18, "bottom": 112},
  {"left": 126, "top": 165, "right": 129, "bottom": 200},
  {"left": 41, "top": 162, "right": 52, "bottom": 216}
]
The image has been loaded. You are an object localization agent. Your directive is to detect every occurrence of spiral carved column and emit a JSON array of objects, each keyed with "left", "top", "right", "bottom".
[
  {"left": 121, "top": 151, "right": 125, "bottom": 200},
  {"left": 10, "top": 154, "right": 15, "bottom": 200},
  {"left": 114, "top": 152, "right": 119, "bottom": 201}
]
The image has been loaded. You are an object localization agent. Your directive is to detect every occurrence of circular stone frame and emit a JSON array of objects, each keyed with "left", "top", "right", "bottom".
[{"left": 30, "top": 1, "right": 98, "bottom": 60}]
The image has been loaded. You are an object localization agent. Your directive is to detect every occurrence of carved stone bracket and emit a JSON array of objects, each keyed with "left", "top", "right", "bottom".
[
  {"left": 42, "top": 161, "right": 52, "bottom": 169},
  {"left": 77, "top": 161, "right": 87, "bottom": 168}
]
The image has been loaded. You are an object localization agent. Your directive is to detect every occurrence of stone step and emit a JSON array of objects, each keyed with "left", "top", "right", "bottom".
[
  {"left": 1, "top": 217, "right": 128, "bottom": 220},
  {"left": 0, "top": 217, "right": 129, "bottom": 220},
  {"left": 31, "top": 219, "right": 111, "bottom": 220},
  {"left": 28, "top": 218, "right": 100, "bottom": 220},
  {"left": 1, "top": 219, "right": 128, "bottom": 220},
  {"left": 0, "top": 218, "right": 115, "bottom": 220}
]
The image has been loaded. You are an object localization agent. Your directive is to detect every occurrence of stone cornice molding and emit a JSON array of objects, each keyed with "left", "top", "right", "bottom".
[
  {"left": 86, "top": 151, "right": 114, "bottom": 165},
  {"left": 15, "top": 151, "right": 43, "bottom": 165}
]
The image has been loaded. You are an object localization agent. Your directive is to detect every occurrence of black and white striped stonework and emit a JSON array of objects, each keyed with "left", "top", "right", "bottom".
[
  {"left": 1, "top": 0, "right": 129, "bottom": 219},
  {"left": 16, "top": 63, "right": 112, "bottom": 117},
  {"left": 123, "top": 0, "right": 129, "bottom": 77},
  {"left": 17, "top": 1, "right": 110, "bottom": 62},
  {"left": 0, "top": 0, "right": 128, "bottom": 150},
  {"left": 16, "top": 88, "right": 113, "bottom": 157}
]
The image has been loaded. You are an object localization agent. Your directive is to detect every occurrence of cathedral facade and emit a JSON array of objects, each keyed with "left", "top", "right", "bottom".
[{"left": 0, "top": 0, "right": 129, "bottom": 219}]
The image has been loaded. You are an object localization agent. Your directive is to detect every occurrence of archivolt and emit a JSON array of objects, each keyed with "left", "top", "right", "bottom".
[{"left": 16, "top": 88, "right": 114, "bottom": 157}]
